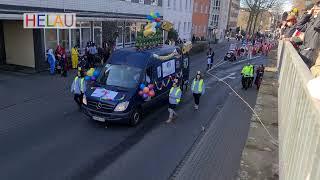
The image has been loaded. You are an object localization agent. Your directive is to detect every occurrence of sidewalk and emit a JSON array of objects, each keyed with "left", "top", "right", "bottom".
[{"left": 237, "top": 49, "right": 279, "bottom": 180}]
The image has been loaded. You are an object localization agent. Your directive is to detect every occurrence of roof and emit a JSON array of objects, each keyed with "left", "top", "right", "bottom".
[{"left": 108, "top": 45, "right": 178, "bottom": 68}]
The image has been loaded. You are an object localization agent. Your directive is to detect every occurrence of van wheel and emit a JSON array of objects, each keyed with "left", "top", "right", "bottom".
[{"left": 129, "top": 109, "right": 141, "bottom": 127}]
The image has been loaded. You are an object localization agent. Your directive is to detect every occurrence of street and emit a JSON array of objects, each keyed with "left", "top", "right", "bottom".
[{"left": 0, "top": 41, "right": 267, "bottom": 180}]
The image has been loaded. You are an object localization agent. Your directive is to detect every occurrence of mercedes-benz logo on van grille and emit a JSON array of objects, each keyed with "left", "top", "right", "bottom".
[{"left": 96, "top": 102, "right": 102, "bottom": 109}]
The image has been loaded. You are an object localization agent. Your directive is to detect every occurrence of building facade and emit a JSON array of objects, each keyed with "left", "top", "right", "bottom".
[
  {"left": 162, "top": 0, "right": 193, "bottom": 40},
  {"left": 0, "top": 0, "right": 162, "bottom": 71},
  {"left": 208, "top": 0, "right": 231, "bottom": 41},
  {"left": 227, "top": 0, "right": 240, "bottom": 30},
  {"left": 192, "top": 0, "right": 210, "bottom": 39}
]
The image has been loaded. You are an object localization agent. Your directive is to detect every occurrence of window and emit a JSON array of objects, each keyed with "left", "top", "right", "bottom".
[
  {"left": 203, "top": 26, "right": 206, "bottom": 33},
  {"left": 180, "top": 0, "right": 182, "bottom": 10},
  {"left": 59, "top": 29, "right": 69, "bottom": 50},
  {"left": 93, "top": 22, "right": 102, "bottom": 47},
  {"left": 116, "top": 26, "right": 123, "bottom": 48},
  {"left": 139, "top": 0, "right": 144, "bottom": 3},
  {"left": 178, "top": 22, "right": 181, "bottom": 33},
  {"left": 173, "top": 0, "right": 176, "bottom": 9},
  {"left": 184, "top": 22, "right": 186, "bottom": 32},
  {"left": 167, "top": 0, "right": 170, "bottom": 7},
  {"left": 194, "top": 2, "right": 197, "bottom": 12},
  {"left": 81, "top": 22, "right": 91, "bottom": 49},
  {"left": 200, "top": 4, "right": 202, "bottom": 13},
  {"left": 71, "top": 29, "right": 80, "bottom": 48},
  {"left": 188, "top": 22, "right": 191, "bottom": 32},
  {"left": 185, "top": 0, "right": 187, "bottom": 9},
  {"left": 205, "top": 5, "right": 208, "bottom": 14},
  {"left": 45, "top": 29, "right": 57, "bottom": 50}
]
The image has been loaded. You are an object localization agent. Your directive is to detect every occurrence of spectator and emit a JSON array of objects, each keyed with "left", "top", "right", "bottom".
[
  {"left": 281, "top": 15, "right": 298, "bottom": 39},
  {"left": 311, "top": 49, "right": 320, "bottom": 77},
  {"left": 299, "top": 1, "right": 320, "bottom": 68}
]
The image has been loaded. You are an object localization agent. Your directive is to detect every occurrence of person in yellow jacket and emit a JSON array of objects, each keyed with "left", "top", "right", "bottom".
[
  {"left": 191, "top": 71, "right": 205, "bottom": 110},
  {"left": 71, "top": 70, "right": 86, "bottom": 109},
  {"left": 167, "top": 78, "right": 182, "bottom": 123},
  {"left": 71, "top": 45, "right": 79, "bottom": 69}
]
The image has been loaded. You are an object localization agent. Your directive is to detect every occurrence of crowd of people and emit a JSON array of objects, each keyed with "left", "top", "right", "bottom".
[{"left": 279, "top": 1, "right": 320, "bottom": 77}]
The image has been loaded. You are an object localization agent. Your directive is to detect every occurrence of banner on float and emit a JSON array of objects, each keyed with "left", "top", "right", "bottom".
[{"left": 23, "top": 13, "right": 76, "bottom": 29}]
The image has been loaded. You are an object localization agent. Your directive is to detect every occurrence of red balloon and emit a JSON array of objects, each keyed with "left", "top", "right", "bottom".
[
  {"left": 138, "top": 91, "right": 144, "bottom": 96},
  {"left": 155, "top": 18, "right": 161, "bottom": 22},
  {"left": 148, "top": 90, "right": 155, "bottom": 97},
  {"left": 148, "top": 84, "right": 154, "bottom": 90},
  {"left": 143, "top": 87, "right": 150, "bottom": 94}
]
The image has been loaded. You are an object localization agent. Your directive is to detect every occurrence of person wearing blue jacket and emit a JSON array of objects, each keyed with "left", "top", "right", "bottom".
[
  {"left": 47, "top": 49, "right": 56, "bottom": 75},
  {"left": 191, "top": 71, "right": 205, "bottom": 110},
  {"left": 71, "top": 71, "right": 86, "bottom": 109},
  {"left": 167, "top": 78, "right": 182, "bottom": 123}
]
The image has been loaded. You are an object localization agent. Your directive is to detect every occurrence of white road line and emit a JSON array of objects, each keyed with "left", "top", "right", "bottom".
[
  {"left": 219, "top": 72, "right": 236, "bottom": 81},
  {"left": 232, "top": 56, "right": 261, "bottom": 65}
]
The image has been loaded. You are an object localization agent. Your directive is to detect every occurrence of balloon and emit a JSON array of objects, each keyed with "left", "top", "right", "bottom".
[
  {"left": 155, "top": 18, "right": 161, "bottom": 22},
  {"left": 91, "top": 76, "right": 96, "bottom": 81},
  {"left": 138, "top": 91, "right": 144, "bottom": 96},
  {"left": 155, "top": 12, "right": 160, "bottom": 18},
  {"left": 148, "top": 90, "right": 155, "bottom": 97},
  {"left": 84, "top": 76, "right": 91, "bottom": 81},
  {"left": 143, "top": 93, "right": 149, "bottom": 99},
  {"left": 143, "top": 87, "right": 150, "bottom": 94},
  {"left": 156, "top": 22, "right": 161, "bottom": 28},
  {"left": 147, "top": 15, "right": 153, "bottom": 21},
  {"left": 148, "top": 84, "right": 154, "bottom": 90},
  {"left": 93, "top": 70, "right": 100, "bottom": 77},
  {"left": 150, "top": 12, "right": 156, "bottom": 18},
  {"left": 151, "top": 22, "right": 157, "bottom": 27},
  {"left": 143, "top": 29, "right": 155, "bottom": 37},
  {"left": 140, "top": 83, "right": 146, "bottom": 90}
]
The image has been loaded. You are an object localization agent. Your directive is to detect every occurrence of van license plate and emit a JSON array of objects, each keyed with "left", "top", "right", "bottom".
[{"left": 93, "top": 116, "right": 105, "bottom": 122}]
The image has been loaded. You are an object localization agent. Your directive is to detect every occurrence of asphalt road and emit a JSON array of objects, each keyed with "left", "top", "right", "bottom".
[{"left": 0, "top": 41, "right": 267, "bottom": 180}]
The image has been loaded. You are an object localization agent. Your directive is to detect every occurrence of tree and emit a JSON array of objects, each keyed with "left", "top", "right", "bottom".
[{"left": 241, "top": 0, "right": 283, "bottom": 35}]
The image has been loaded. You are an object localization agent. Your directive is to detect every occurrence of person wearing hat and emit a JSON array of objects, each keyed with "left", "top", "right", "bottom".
[
  {"left": 281, "top": 15, "right": 298, "bottom": 39},
  {"left": 191, "top": 71, "right": 205, "bottom": 110},
  {"left": 167, "top": 78, "right": 182, "bottom": 123}
]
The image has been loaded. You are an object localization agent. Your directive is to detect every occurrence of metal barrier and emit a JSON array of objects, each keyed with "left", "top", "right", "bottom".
[{"left": 278, "top": 41, "right": 320, "bottom": 180}]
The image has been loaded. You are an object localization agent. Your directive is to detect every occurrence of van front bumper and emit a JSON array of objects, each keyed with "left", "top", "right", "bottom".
[{"left": 82, "top": 105, "right": 132, "bottom": 123}]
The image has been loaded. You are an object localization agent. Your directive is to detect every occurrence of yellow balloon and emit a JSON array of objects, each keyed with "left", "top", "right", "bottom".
[{"left": 143, "top": 29, "right": 153, "bottom": 37}]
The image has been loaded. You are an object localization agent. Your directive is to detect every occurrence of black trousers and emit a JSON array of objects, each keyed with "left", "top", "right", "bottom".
[
  {"left": 193, "top": 93, "right": 201, "bottom": 105},
  {"left": 74, "top": 93, "right": 84, "bottom": 107}
]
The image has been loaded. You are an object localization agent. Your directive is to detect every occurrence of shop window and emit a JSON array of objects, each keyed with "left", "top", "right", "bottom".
[
  {"left": 116, "top": 26, "right": 123, "bottom": 48},
  {"left": 59, "top": 29, "right": 69, "bottom": 50},
  {"left": 94, "top": 28, "right": 102, "bottom": 47},
  {"left": 45, "top": 29, "right": 57, "bottom": 50},
  {"left": 81, "top": 28, "right": 91, "bottom": 49},
  {"left": 124, "top": 26, "right": 131, "bottom": 46},
  {"left": 71, "top": 29, "right": 80, "bottom": 48}
]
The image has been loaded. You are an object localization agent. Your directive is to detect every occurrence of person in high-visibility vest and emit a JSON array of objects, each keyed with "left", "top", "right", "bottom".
[
  {"left": 71, "top": 71, "right": 86, "bottom": 109},
  {"left": 241, "top": 63, "right": 252, "bottom": 89},
  {"left": 191, "top": 71, "right": 205, "bottom": 110},
  {"left": 249, "top": 64, "right": 255, "bottom": 87},
  {"left": 167, "top": 78, "right": 182, "bottom": 123},
  {"left": 71, "top": 45, "right": 79, "bottom": 69}
]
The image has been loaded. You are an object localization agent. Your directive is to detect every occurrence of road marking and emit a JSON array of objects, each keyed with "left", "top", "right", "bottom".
[
  {"left": 232, "top": 56, "right": 261, "bottom": 65},
  {"left": 219, "top": 72, "right": 236, "bottom": 81}
]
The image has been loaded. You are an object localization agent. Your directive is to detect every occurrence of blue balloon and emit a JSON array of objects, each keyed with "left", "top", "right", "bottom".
[
  {"left": 147, "top": 15, "right": 153, "bottom": 21},
  {"left": 84, "top": 76, "right": 91, "bottom": 81},
  {"left": 156, "top": 22, "right": 161, "bottom": 28},
  {"left": 140, "top": 83, "right": 146, "bottom": 90},
  {"left": 93, "top": 70, "right": 100, "bottom": 77},
  {"left": 155, "top": 12, "right": 160, "bottom": 18}
]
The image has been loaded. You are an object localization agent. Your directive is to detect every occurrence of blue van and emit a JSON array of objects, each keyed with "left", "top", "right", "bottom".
[{"left": 82, "top": 45, "right": 190, "bottom": 126}]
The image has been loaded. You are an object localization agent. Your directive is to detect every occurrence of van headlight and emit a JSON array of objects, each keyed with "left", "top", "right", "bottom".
[
  {"left": 82, "top": 95, "right": 87, "bottom": 105},
  {"left": 114, "top": 101, "right": 129, "bottom": 112}
]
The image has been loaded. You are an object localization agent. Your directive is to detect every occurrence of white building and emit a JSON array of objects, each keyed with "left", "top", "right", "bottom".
[
  {"left": 162, "top": 0, "right": 193, "bottom": 40},
  {"left": 208, "top": 0, "right": 231, "bottom": 41}
]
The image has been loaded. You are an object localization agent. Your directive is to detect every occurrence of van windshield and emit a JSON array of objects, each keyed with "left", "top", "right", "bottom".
[{"left": 98, "top": 64, "right": 142, "bottom": 89}]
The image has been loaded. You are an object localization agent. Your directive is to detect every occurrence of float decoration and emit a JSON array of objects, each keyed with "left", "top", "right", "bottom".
[
  {"left": 84, "top": 68, "right": 100, "bottom": 81},
  {"left": 139, "top": 83, "right": 156, "bottom": 100},
  {"left": 136, "top": 12, "right": 163, "bottom": 50}
]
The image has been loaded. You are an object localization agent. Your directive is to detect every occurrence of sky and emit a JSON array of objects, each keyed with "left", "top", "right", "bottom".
[{"left": 282, "top": 0, "right": 293, "bottom": 12}]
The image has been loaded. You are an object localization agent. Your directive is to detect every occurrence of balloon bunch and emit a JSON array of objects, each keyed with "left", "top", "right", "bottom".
[
  {"left": 84, "top": 68, "right": 100, "bottom": 81},
  {"left": 144, "top": 12, "right": 161, "bottom": 37},
  {"left": 138, "top": 84, "right": 156, "bottom": 100}
]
